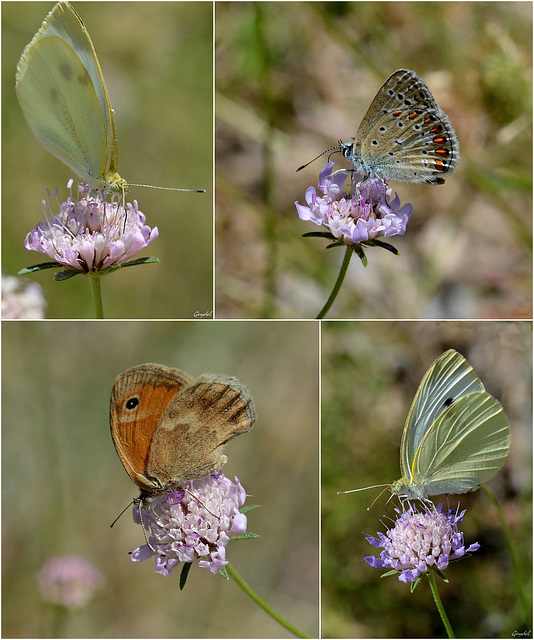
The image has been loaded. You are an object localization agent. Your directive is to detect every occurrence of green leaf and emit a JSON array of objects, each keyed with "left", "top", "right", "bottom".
[
  {"left": 239, "top": 504, "right": 260, "bottom": 514},
  {"left": 179, "top": 562, "right": 192, "bottom": 591},
  {"left": 19, "top": 261, "right": 64, "bottom": 275},
  {"left": 230, "top": 532, "right": 260, "bottom": 541}
]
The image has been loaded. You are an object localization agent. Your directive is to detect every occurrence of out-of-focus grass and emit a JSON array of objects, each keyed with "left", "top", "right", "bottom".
[
  {"left": 2, "top": 321, "right": 319, "bottom": 638},
  {"left": 215, "top": 2, "right": 532, "bottom": 319},
  {"left": 2, "top": 2, "right": 213, "bottom": 319},
  {"left": 322, "top": 320, "right": 532, "bottom": 638}
]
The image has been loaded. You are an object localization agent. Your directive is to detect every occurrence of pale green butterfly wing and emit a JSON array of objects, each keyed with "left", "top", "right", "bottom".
[
  {"left": 15, "top": 1, "right": 123, "bottom": 192},
  {"left": 400, "top": 349, "right": 484, "bottom": 483},
  {"left": 411, "top": 392, "right": 510, "bottom": 497}
]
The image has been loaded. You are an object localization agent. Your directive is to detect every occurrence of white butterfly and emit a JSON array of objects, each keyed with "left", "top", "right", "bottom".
[
  {"left": 340, "top": 349, "right": 510, "bottom": 502},
  {"left": 16, "top": 2, "right": 203, "bottom": 196},
  {"left": 16, "top": 2, "right": 125, "bottom": 194}
]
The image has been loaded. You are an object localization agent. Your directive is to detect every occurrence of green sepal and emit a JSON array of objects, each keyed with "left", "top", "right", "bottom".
[
  {"left": 432, "top": 567, "right": 449, "bottom": 583},
  {"left": 302, "top": 231, "right": 337, "bottom": 240},
  {"left": 365, "top": 239, "right": 399, "bottom": 255},
  {"left": 104, "top": 256, "right": 159, "bottom": 274},
  {"left": 353, "top": 243, "right": 368, "bottom": 267},
  {"left": 379, "top": 570, "right": 399, "bottom": 579},
  {"left": 239, "top": 504, "right": 260, "bottom": 514},
  {"left": 325, "top": 242, "right": 345, "bottom": 250},
  {"left": 54, "top": 269, "right": 82, "bottom": 281},
  {"left": 219, "top": 566, "right": 229, "bottom": 580},
  {"left": 179, "top": 562, "right": 192, "bottom": 591},
  {"left": 410, "top": 575, "right": 423, "bottom": 592},
  {"left": 19, "top": 256, "right": 159, "bottom": 281},
  {"left": 230, "top": 532, "right": 260, "bottom": 541},
  {"left": 19, "top": 261, "right": 64, "bottom": 275}
]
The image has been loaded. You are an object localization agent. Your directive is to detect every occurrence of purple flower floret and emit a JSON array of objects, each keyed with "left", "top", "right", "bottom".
[
  {"left": 130, "top": 473, "right": 248, "bottom": 577},
  {"left": 365, "top": 502, "right": 480, "bottom": 584},
  {"left": 24, "top": 180, "right": 158, "bottom": 272},
  {"left": 295, "top": 162, "right": 412, "bottom": 244}
]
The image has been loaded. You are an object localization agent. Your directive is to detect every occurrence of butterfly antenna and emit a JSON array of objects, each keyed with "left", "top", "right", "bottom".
[
  {"left": 296, "top": 145, "right": 340, "bottom": 172},
  {"left": 184, "top": 488, "right": 219, "bottom": 519},
  {"left": 337, "top": 483, "right": 390, "bottom": 495},
  {"left": 128, "top": 183, "right": 205, "bottom": 193},
  {"left": 110, "top": 499, "right": 135, "bottom": 528},
  {"left": 327, "top": 148, "right": 343, "bottom": 163}
]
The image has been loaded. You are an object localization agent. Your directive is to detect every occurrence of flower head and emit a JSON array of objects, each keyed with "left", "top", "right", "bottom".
[
  {"left": 37, "top": 555, "right": 104, "bottom": 608},
  {"left": 295, "top": 162, "right": 412, "bottom": 245},
  {"left": 365, "top": 502, "right": 480, "bottom": 584},
  {"left": 2, "top": 274, "right": 46, "bottom": 318},
  {"left": 24, "top": 180, "right": 158, "bottom": 272},
  {"left": 130, "top": 473, "right": 248, "bottom": 577}
]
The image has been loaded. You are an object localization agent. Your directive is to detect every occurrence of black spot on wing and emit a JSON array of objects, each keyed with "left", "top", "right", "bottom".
[{"left": 59, "top": 61, "right": 72, "bottom": 81}]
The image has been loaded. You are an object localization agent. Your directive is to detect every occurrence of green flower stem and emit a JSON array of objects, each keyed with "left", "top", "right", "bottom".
[
  {"left": 254, "top": 3, "right": 277, "bottom": 319},
  {"left": 481, "top": 485, "right": 529, "bottom": 621},
  {"left": 225, "top": 563, "right": 311, "bottom": 639},
  {"left": 316, "top": 245, "right": 353, "bottom": 319},
  {"left": 49, "top": 604, "right": 68, "bottom": 638},
  {"left": 88, "top": 272, "right": 104, "bottom": 319},
  {"left": 427, "top": 571, "right": 455, "bottom": 638}
]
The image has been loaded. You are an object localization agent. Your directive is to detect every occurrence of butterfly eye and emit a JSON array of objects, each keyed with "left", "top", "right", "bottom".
[
  {"left": 125, "top": 397, "right": 139, "bottom": 410},
  {"left": 443, "top": 397, "right": 454, "bottom": 407}
]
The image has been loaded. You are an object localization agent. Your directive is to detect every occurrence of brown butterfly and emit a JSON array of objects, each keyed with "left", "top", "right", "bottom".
[{"left": 110, "top": 363, "right": 256, "bottom": 502}]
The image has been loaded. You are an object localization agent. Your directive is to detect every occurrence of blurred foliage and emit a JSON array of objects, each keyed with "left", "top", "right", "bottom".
[
  {"left": 216, "top": 2, "right": 532, "bottom": 319},
  {"left": 2, "top": 2, "right": 213, "bottom": 318},
  {"left": 322, "top": 320, "right": 532, "bottom": 638},
  {"left": 2, "top": 321, "right": 319, "bottom": 638}
]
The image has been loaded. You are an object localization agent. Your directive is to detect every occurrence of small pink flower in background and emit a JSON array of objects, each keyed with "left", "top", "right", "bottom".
[
  {"left": 131, "top": 473, "right": 248, "bottom": 577},
  {"left": 24, "top": 180, "right": 158, "bottom": 272},
  {"left": 2, "top": 275, "right": 46, "bottom": 318},
  {"left": 295, "top": 162, "right": 412, "bottom": 244},
  {"left": 365, "top": 502, "right": 480, "bottom": 584},
  {"left": 38, "top": 555, "right": 104, "bottom": 608}
]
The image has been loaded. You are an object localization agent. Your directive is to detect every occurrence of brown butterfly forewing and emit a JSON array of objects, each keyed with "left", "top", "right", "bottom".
[{"left": 110, "top": 363, "right": 256, "bottom": 499}]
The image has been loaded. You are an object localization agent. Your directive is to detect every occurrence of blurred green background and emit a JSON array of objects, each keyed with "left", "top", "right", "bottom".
[
  {"left": 322, "top": 320, "right": 532, "bottom": 638},
  {"left": 2, "top": 321, "right": 319, "bottom": 638},
  {"left": 215, "top": 2, "right": 532, "bottom": 319},
  {"left": 2, "top": 2, "right": 212, "bottom": 319}
]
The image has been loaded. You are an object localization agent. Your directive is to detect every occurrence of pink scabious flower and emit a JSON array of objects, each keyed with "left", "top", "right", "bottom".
[
  {"left": 2, "top": 274, "right": 46, "bottom": 318},
  {"left": 365, "top": 502, "right": 480, "bottom": 584},
  {"left": 24, "top": 180, "right": 158, "bottom": 272},
  {"left": 295, "top": 162, "right": 412, "bottom": 244},
  {"left": 130, "top": 473, "right": 248, "bottom": 577},
  {"left": 37, "top": 555, "right": 104, "bottom": 608}
]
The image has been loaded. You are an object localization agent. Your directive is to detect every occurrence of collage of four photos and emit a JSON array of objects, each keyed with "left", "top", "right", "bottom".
[{"left": 2, "top": 1, "right": 532, "bottom": 639}]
